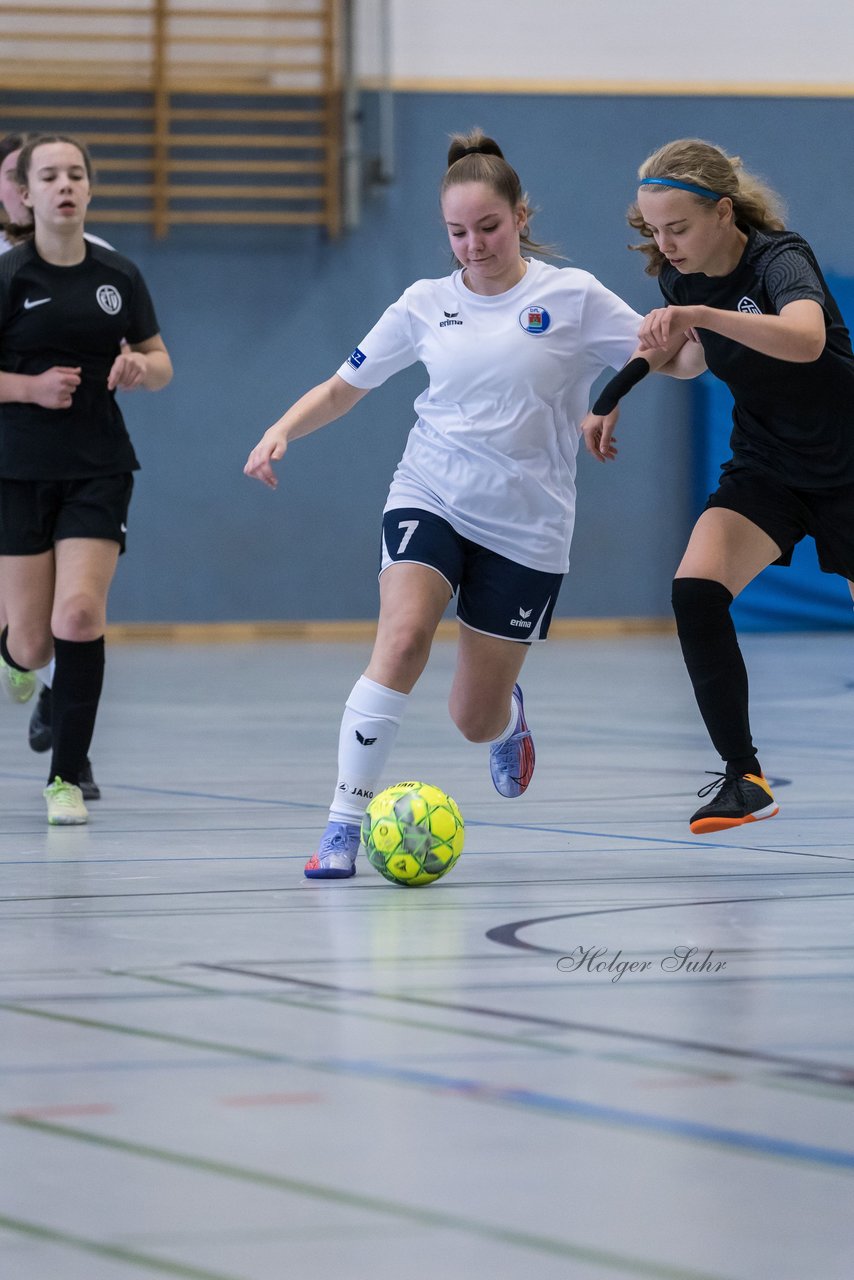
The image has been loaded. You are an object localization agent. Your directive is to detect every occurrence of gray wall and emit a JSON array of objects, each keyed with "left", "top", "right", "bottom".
[{"left": 106, "top": 92, "right": 854, "bottom": 622}]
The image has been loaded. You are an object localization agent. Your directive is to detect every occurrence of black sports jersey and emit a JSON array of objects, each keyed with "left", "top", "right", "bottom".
[
  {"left": 0, "top": 240, "right": 160, "bottom": 479},
  {"left": 660, "top": 228, "right": 854, "bottom": 488}
]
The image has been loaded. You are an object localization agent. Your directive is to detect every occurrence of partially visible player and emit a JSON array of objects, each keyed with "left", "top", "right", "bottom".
[
  {"left": 245, "top": 127, "right": 691, "bottom": 880},
  {"left": 0, "top": 129, "right": 115, "bottom": 799},
  {"left": 0, "top": 134, "right": 173, "bottom": 824},
  {"left": 582, "top": 137, "right": 854, "bottom": 834}
]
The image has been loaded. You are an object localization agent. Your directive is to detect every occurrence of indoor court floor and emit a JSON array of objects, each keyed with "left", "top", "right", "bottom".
[{"left": 1, "top": 631, "right": 853, "bottom": 1280}]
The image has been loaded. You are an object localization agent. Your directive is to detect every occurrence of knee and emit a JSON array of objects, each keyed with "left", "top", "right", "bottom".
[
  {"left": 52, "top": 593, "right": 105, "bottom": 643},
  {"left": 3, "top": 624, "right": 52, "bottom": 671},
  {"left": 671, "top": 577, "right": 733, "bottom": 637},
  {"left": 374, "top": 620, "right": 434, "bottom": 685}
]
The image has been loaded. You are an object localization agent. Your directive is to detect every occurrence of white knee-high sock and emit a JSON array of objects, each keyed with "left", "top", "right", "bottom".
[
  {"left": 37, "top": 658, "right": 55, "bottom": 688},
  {"left": 329, "top": 676, "right": 408, "bottom": 824}
]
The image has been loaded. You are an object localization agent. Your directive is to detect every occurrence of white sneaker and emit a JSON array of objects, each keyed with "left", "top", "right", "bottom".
[
  {"left": 0, "top": 654, "right": 36, "bottom": 703},
  {"left": 44, "top": 778, "right": 89, "bottom": 825}
]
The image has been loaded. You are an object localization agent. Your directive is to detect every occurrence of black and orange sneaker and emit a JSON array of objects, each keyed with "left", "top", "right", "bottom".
[{"left": 690, "top": 772, "right": 779, "bottom": 835}]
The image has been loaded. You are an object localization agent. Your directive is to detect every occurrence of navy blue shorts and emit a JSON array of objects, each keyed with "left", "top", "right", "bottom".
[
  {"left": 0, "top": 473, "right": 134, "bottom": 556},
  {"left": 706, "top": 465, "right": 854, "bottom": 579},
  {"left": 380, "top": 507, "right": 563, "bottom": 642}
]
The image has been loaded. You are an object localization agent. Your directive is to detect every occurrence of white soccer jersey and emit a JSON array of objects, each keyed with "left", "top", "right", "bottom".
[{"left": 336, "top": 257, "right": 640, "bottom": 573}]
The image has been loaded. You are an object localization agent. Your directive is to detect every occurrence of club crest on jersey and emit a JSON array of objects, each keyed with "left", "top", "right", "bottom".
[
  {"left": 96, "top": 284, "right": 122, "bottom": 315},
  {"left": 519, "top": 305, "right": 550, "bottom": 334},
  {"left": 737, "top": 296, "right": 762, "bottom": 315},
  {"left": 347, "top": 346, "right": 367, "bottom": 369}
]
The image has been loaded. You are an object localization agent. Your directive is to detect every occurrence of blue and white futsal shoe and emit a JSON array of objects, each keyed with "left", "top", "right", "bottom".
[
  {"left": 489, "top": 683, "right": 536, "bottom": 798},
  {"left": 304, "top": 820, "right": 360, "bottom": 879}
]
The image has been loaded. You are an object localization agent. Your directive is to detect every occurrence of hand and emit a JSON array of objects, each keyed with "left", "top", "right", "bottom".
[
  {"left": 581, "top": 408, "right": 619, "bottom": 462},
  {"left": 244, "top": 428, "right": 288, "bottom": 489},
  {"left": 31, "top": 366, "right": 81, "bottom": 409},
  {"left": 108, "top": 350, "right": 148, "bottom": 391},
  {"left": 638, "top": 305, "right": 698, "bottom": 352}
]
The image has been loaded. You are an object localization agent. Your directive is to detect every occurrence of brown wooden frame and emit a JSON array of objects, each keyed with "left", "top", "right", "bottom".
[{"left": 0, "top": 0, "right": 344, "bottom": 237}]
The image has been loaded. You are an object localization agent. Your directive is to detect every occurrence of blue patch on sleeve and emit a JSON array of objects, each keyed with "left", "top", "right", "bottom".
[{"left": 347, "top": 346, "right": 367, "bottom": 369}]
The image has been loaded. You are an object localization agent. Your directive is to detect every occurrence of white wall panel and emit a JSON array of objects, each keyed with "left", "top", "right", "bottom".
[{"left": 356, "top": 0, "right": 854, "bottom": 90}]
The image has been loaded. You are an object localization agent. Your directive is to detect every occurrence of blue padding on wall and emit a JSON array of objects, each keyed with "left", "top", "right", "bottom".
[{"left": 694, "top": 274, "right": 854, "bottom": 632}]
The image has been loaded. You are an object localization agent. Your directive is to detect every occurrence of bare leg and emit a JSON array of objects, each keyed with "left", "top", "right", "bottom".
[
  {"left": 365, "top": 562, "right": 453, "bottom": 691},
  {"left": 450, "top": 625, "right": 530, "bottom": 742}
]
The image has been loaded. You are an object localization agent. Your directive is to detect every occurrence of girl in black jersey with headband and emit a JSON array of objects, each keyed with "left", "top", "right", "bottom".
[
  {"left": 582, "top": 137, "right": 854, "bottom": 835},
  {"left": 0, "top": 134, "right": 173, "bottom": 824}
]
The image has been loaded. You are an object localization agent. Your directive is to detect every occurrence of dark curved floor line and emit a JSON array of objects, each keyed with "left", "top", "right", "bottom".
[{"left": 485, "top": 892, "right": 854, "bottom": 954}]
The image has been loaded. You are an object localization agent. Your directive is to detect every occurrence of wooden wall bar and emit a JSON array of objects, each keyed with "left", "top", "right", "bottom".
[{"left": 0, "top": 0, "right": 343, "bottom": 237}]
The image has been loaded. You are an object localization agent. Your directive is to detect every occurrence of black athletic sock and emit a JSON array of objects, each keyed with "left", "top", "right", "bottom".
[
  {"left": 0, "top": 626, "right": 31, "bottom": 673},
  {"left": 671, "top": 578, "right": 761, "bottom": 777},
  {"left": 48, "top": 636, "right": 105, "bottom": 787}
]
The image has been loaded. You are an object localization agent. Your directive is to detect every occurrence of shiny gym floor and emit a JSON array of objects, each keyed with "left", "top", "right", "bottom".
[{"left": 1, "top": 631, "right": 853, "bottom": 1280}]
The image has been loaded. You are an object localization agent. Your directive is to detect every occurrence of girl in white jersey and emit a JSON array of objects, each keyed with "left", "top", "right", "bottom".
[
  {"left": 0, "top": 134, "right": 173, "bottom": 825},
  {"left": 246, "top": 129, "right": 669, "bottom": 879}
]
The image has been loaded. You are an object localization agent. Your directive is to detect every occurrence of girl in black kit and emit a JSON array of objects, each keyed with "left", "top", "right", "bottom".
[
  {"left": 0, "top": 134, "right": 173, "bottom": 824},
  {"left": 582, "top": 137, "right": 854, "bottom": 834}
]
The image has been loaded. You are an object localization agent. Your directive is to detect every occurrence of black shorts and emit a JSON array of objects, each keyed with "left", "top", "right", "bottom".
[
  {"left": 0, "top": 473, "right": 134, "bottom": 556},
  {"left": 380, "top": 507, "right": 563, "bottom": 642},
  {"left": 705, "top": 465, "right": 854, "bottom": 579}
]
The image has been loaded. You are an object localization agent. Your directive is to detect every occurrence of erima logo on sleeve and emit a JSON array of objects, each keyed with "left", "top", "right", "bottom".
[{"left": 347, "top": 346, "right": 367, "bottom": 369}]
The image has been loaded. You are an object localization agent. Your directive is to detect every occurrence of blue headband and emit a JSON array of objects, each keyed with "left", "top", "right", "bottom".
[{"left": 639, "top": 177, "right": 722, "bottom": 201}]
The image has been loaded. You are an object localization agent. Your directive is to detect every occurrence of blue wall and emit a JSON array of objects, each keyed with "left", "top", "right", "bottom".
[{"left": 103, "top": 92, "right": 854, "bottom": 622}]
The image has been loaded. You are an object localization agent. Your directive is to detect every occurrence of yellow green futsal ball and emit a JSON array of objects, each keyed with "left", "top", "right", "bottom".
[{"left": 361, "top": 781, "right": 464, "bottom": 886}]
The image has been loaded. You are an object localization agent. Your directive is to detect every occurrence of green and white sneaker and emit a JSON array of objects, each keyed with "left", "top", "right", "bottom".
[
  {"left": 0, "top": 654, "right": 36, "bottom": 704},
  {"left": 44, "top": 778, "right": 89, "bottom": 826}
]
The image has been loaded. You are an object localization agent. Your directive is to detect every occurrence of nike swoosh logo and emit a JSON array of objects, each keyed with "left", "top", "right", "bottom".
[{"left": 24, "top": 297, "right": 51, "bottom": 310}]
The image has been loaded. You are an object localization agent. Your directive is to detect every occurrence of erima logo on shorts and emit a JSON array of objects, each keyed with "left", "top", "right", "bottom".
[
  {"left": 96, "top": 285, "right": 122, "bottom": 315},
  {"left": 439, "top": 309, "right": 463, "bottom": 328},
  {"left": 347, "top": 346, "right": 367, "bottom": 369},
  {"left": 737, "top": 296, "right": 762, "bottom": 315},
  {"left": 510, "top": 607, "right": 533, "bottom": 629},
  {"left": 519, "top": 305, "right": 550, "bottom": 334}
]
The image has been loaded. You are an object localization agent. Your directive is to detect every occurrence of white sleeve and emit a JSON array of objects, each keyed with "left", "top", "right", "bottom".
[
  {"left": 335, "top": 291, "right": 418, "bottom": 389},
  {"left": 579, "top": 277, "right": 643, "bottom": 373}
]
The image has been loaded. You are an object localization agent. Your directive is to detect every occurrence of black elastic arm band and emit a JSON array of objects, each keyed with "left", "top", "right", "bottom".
[{"left": 591, "top": 357, "right": 651, "bottom": 416}]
